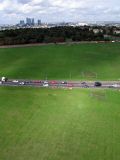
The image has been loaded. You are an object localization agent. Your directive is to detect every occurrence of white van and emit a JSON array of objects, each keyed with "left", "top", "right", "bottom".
[
  {"left": 43, "top": 84, "right": 49, "bottom": 87},
  {"left": 12, "top": 80, "right": 19, "bottom": 83}
]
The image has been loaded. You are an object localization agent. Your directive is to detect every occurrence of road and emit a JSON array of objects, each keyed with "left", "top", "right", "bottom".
[{"left": 0, "top": 79, "right": 120, "bottom": 89}]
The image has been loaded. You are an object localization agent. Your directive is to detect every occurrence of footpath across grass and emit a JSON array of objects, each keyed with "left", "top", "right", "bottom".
[
  {"left": 0, "top": 87, "right": 120, "bottom": 160},
  {"left": 0, "top": 43, "right": 120, "bottom": 80}
]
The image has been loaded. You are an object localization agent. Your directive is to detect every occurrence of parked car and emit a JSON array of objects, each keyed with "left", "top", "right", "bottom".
[
  {"left": 43, "top": 84, "right": 49, "bottom": 87},
  {"left": 111, "top": 84, "right": 119, "bottom": 88},
  {"left": 19, "top": 82, "right": 25, "bottom": 85},
  {"left": 12, "top": 80, "right": 19, "bottom": 83},
  {"left": 81, "top": 82, "right": 86, "bottom": 84},
  {"left": 94, "top": 82, "right": 102, "bottom": 87},
  {"left": 33, "top": 80, "right": 41, "bottom": 83},
  {"left": 61, "top": 81, "right": 67, "bottom": 84},
  {"left": 44, "top": 81, "right": 48, "bottom": 84},
  {"left": 24, "top": 81, "right": 30, "bottom": 84},
  {"left": 108, "top": 86, "right": 114, "bottom": 88},
  {"left": 49, "top": 80, "right": 57, "bottom": 84},
  {"left": 67, "top": 83, "right": 73, "bottom": 87},
  {"left": 84, "top": 85, "right": 89, "bottom": 88}
]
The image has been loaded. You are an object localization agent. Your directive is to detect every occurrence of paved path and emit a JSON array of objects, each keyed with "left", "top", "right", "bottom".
[
  {"left": 0, "top": 79, "right": 120, "bottom": 89},
  {"left": 0, "top": 41, "right": 119, "bottom": 49}
]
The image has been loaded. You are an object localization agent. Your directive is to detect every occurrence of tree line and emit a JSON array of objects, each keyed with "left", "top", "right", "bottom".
[{"left": 0, "top": 26, "right": 119, "bottom": 45}]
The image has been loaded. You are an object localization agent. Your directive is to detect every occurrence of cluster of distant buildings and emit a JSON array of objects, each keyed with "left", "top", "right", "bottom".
[
  {"left": 0, "top": 18, "right": 120, "bottom": 31},
  {"left": 0, "top": 18, "right": 47, "bottom": 30},
  {"left": 19, "top": 18, "right": 41, "bottom": 26}
]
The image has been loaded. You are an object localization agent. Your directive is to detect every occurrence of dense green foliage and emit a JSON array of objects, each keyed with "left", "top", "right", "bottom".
[
  {"left": 0, "top": 43, "right": 120, "bottom": 80},
  {"left": 0, "top": 87, "right": 120, "bottom": 160},
  {"left": 0, "top": 26, "right": 105, "bottom": 45}
]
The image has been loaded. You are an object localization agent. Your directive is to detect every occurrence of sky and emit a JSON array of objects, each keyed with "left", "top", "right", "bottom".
[{"left": 0, "top": 0, "right": 120, "bottom": 24}]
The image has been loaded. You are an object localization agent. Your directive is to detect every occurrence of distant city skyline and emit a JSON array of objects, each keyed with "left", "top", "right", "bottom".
[
  {"left": 0, "top": 0, "right": 120, "bottom": 24},
  {"left": 19, "top": 18, "right": 41, "bottom": 26}
]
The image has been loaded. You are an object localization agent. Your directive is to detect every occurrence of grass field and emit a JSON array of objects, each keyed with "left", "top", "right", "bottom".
[
  {"left": 0, "top": 43, "right": 120, "bottom": 160},
  {"left": 0, "top": 87, "right": 120, "bottom": 160},
  {"left": 0, "top": 43, "right": 120, "bottom": 80}
]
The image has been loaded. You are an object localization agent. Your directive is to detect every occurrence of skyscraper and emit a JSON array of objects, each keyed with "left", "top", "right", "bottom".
[
  {"left": 38, "top": 19, "right": 41, "bottom": 25},
  {"left": 26, "top": 18, "right": 32, "bottom": 25},
  {"left": 20, "top": 20, "right": 25, "bottom": 26},
  {"left": 31, "top": 18, "right": 35, "bottom": 25}
]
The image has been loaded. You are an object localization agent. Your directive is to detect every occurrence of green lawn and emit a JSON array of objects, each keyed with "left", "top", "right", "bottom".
[
  {"left": 0, "top": 43, "right": 120, "bottom": 80},
  {"left": 0, "top": 87, "right": 120, "bottom": 160},
  {"left": 0, "top": 43, "right": 120, "bottom": 160}
]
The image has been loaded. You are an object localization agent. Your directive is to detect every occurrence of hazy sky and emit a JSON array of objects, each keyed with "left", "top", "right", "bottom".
[{"left": 0, "top": 0, "right": 120, "bottom": 24}]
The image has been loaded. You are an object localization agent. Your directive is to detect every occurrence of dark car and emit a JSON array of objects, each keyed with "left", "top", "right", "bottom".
[
  {"left": 61, "top": 81, "right": 67, "bottom": 84},
  {"left": 108, "top": 86, "right": 114, "bottom": 88},
  {"left": 84, "top": 84, "right": 89, "bottom": 88},
  {"left": 81, "top": 82, "right": 86, "bottom": 84},
  {"left": 24, "top": 81, "right": 30, "bottom": 84},
  {"left": 94, "top": 82, "right": 102, "bottom": 87}
]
